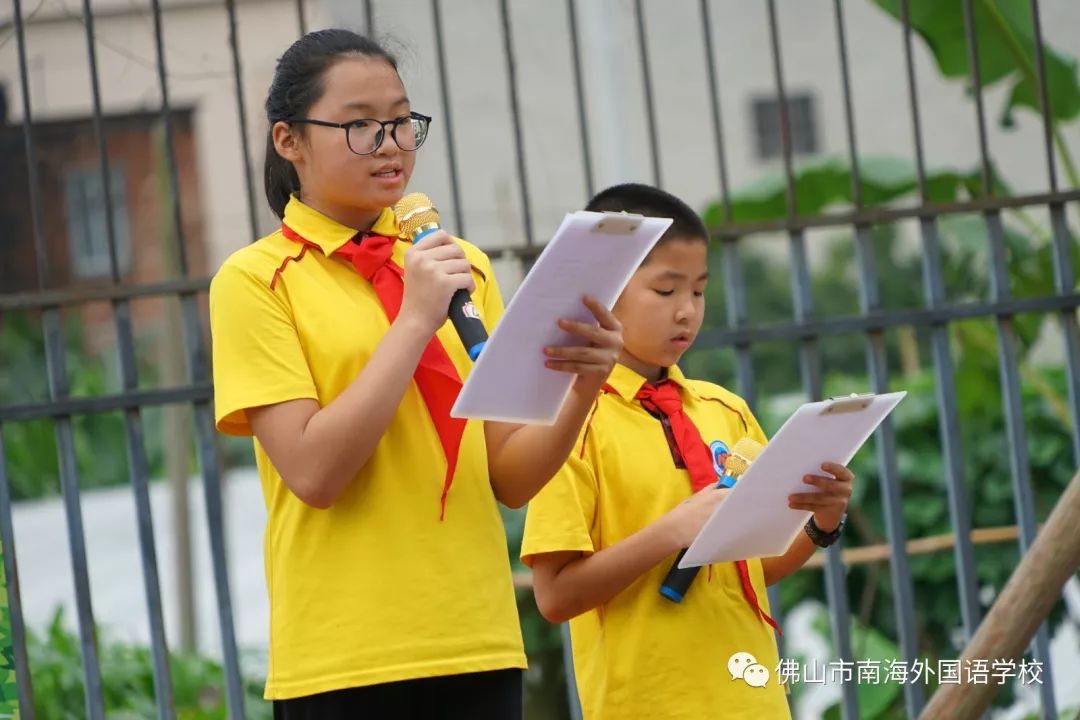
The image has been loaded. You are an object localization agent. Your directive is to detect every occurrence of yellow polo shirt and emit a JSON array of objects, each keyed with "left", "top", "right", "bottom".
[
  {"left": 210, "top": 196, "right": 526, "bottom": 700},
  {"left": 521, "top": 363, "right": 790, "bottom": 720}
]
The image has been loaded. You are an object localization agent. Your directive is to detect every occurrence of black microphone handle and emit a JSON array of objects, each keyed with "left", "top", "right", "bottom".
[
  {"left": 659, "top": 548, "right": 702, "bottom": 603},
  {"left": 447, "top": 287, "right": 489, "bottom": 360}
]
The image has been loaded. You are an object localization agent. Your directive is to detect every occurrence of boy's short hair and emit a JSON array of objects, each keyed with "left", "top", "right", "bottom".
[{"left": 585, "top": 183, "right": 709, "bottom": 247}]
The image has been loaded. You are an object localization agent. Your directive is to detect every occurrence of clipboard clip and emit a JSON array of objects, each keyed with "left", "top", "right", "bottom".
[
  {"left": 821, "top": 393, "right": 875, "bottom": 415},
  {"left": 591, "top": 211, "right": 645, "bottom": 235}
]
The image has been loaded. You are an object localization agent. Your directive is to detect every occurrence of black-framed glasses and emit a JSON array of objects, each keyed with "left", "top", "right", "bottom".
[{"left": 286, "top": 111, "right": 432, "bottom": 155}]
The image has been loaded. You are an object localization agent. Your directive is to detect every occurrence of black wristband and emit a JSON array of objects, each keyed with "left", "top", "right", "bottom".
[{"left": 805, "top": 514, "right": 846, "bottom": 548}]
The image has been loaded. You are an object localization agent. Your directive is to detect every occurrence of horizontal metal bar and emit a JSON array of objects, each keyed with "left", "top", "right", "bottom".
[
  {"left": 484, "top": 190, "right": 1080, "bottom": 260},
  {"left": 695, "top": 292, "right": 1080, "bottom": 347},
  {"left": 0, "top": 278, "right": 209, "bottom": 311},
  {"left": 707, "top": 190, "right": 1080, "bottom": 239},
  {"left": 0, "top": 385, "right": 213, "bottom": 422},
  {"left": 4, "top": 270, "right": 1076, "bottom": 363},
  {"left": 2, "top": 198, "right": 1077, "bottom": 306},
  {"left": 0, "top": 0, "right": 267, "bottom": 30}
]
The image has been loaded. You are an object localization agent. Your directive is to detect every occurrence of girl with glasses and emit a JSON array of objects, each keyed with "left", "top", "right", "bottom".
[{"left": 209, "top": 29, "right": 622, "bottom": 720}]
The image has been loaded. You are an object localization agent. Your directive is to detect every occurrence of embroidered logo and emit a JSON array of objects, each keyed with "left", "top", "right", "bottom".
[{"left": 710, "top": 439, "right": 730, "bottom": 478}]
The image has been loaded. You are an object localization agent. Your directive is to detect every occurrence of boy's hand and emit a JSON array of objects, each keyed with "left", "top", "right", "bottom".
[
  {"left": 543, "top": 296, "right": 623, "bottom": 394},
  {"left": 664, "top": 486, "right": 731, "bottom": 549},
  {"left": 787, "top": 462, "right": 854, "bottom": 532}
]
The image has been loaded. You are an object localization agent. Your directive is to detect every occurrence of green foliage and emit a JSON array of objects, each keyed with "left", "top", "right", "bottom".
[
  {"left": 871, "top": 0, "right": 1080, "bottom": 128},
  {"left": 0, "top": 313, "right": 168, "bottom": 501},
  {"left": 809, "top": 610, "right": 906, "bottom": 720},
  {"left": 770, "top": 363, "right": 1075, "bottom": 656},
  {"left": 27, "top": 610, "right": 270, "bottom": 720},
  {"left": 690, "top": 5, "right": 1080, "bottom": 714},
  {"left": 0, "top": 541, "right": 19, "bottom": 720},
  {"left": 703, "top": 156, "right": 982, "bottom": 226},
  {"left": 691, "top": 155, "right": 1079, "bottom": 716},
  {"left": 6, "top": 5, "right": 1079, "bottom": 720}
]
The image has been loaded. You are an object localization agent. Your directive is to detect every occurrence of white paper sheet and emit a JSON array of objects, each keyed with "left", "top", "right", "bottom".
[
  {"left": 452, "top": 211, "right": 673, "bottom": 424},
  {"left": 680, "top": 392, "right": 907, "bottom": 567}
]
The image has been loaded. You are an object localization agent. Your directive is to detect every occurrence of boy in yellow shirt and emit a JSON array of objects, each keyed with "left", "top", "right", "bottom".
[{"left": 521, "top": 184, "right": 855, "bottom": 720}]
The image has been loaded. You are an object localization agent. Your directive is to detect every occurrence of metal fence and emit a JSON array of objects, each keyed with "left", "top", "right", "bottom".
[{"left": 1, "top": 0, "right": 1078, "bottom": 718}]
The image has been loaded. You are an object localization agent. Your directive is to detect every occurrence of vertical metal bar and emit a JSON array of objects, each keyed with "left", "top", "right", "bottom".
[
  {"left": 703, "top": 0, "right": 754, "bottom": 420},
  {"left": 45, "top": 311, "right": 106, "bottom": 720},
  {"left": 80, "top": 0, "right": 120, "bottom": 283},
  {"left": 150, "top": 0, "right": 198, "bottom": 658},
  {"left": 721, "top": 239, "right": 756, "bottom": 409},
  {"left": 17, "top": 0, "right": 103, "bottom": 715},
  {"left": 919, "top": 218, "right": 982, "bottom": 629},
  {"left": 764, "top": 584, "right": 786, "bottom": 644},
  {"left": 986, "top": 216, "right": 1057, "bottom": 719},
  {"left": 787, "top": 235, "right": 823, "bottom": 400},
  {"left": 173, "top": 292, "right": 247, "bottom": 717},
  {"left": 833, "top": 0, "right": 861, "bottom": 209},
  {"left": 768, "top": 0, "right": 817, "bottom": 393},
  {"left": 720, "top": 234, "right": 773, "bottom": 642},
  {"left": 83, "top": 3, "right": 175, "bottom": 714},
  {"left": 295, "top": 0, "right": 307, "bottom": 37},
  {"left": 9, "top": 13, "right": 46, "bottom": 712},
  {"left": 498, "top": 0, "right": 535, "bottom": 247},
  {"left": 560, "top": 624, "right": 583, "bottom": 720},
  {"left": 721, "top": 237, "right": 776, "bottom": 655},
  {"left": 900, "top": 0, "right": 981, "bottom": 642},
  {"left": 1048, "top": 205, "right": 1080, "bottom": 465},
  {"left": 792, "top": 232, "right": 856, "bottom": 720},
  {"left": 766, "top": 1, "right": 855, "bottom": 715},
  {"left": 1029, "top": 2, "right": 1080, "bottom": 463},
  {"left": 151, "top": 0, "right": 189, "bottom": 278},
  {"left": 765, "top": 0, "right": 798, "bottom": 217},
  {"left": 700, "top": 0, "right": 732, "bottom": 222},
  {"left": 224, "top": 0, "right": 260, "bottom": 242},
  {"left": 961, "top": 3, "right": 1056, "bottom": 715},
  {"left": 1028, "top": 0, "right": 1057, "bottom": 192},
  {"left": 365, "top": 0, "right": 375, "bottom": 36},
  {"left": 147, "top": 0, "right": 245, "bottom": 713},
  {"left": 633, "top": 0, "right": 661, "bottom": 187},
  {"left": 836, "top": 0, "right": 923, "bottom": 713},
  {"left": 899, "top": 0, "right": 928, "bottom": 200},
  {"left": 115, "top": 301, "right": 177, "bottom": 720},
  {"left": 961, "top": 0, "right": 994, "bottom": 198},
  {"left": 566, "top": 0, "right": 595, "bottom": 199},
  {"left": 0, "top": 428, "right": 35, "bottom": 720},
  {"left": 13, "top": 0, "right": 50, "bottom": 287},
  {"left": 820, "top": 536, "right": 856, "bottom": 715},
  {"left": 430, "top": 0, "right": 466, "bottom": 236},
  {"left": 853, "top": 230, "right": 925, "bottom": 716}
]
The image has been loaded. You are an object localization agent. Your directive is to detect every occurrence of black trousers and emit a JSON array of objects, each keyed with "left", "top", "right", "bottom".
[{"left": 272, "top": 668, "right": 523, "bottom": 720}]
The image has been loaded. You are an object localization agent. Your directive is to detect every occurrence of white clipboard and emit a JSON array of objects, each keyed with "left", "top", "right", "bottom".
[
  {"left": 452, "top": 211, "right": 672, "bottom": 424},
  {"left": 679, "top": 391, "right": 906, "bottom": 568}
]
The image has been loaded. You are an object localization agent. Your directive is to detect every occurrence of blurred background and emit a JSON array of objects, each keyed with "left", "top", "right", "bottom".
[{"left": 1, "top": 0, "right": 1079, "bottom": 718}]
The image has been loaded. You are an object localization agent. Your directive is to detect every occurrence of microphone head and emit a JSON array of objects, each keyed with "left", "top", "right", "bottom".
[
  {"left": 393, "top": 192, "right": 440, "bottom": 237},
  {"left": 726, "top": 437, "right": 764, "bottom": 479}
]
